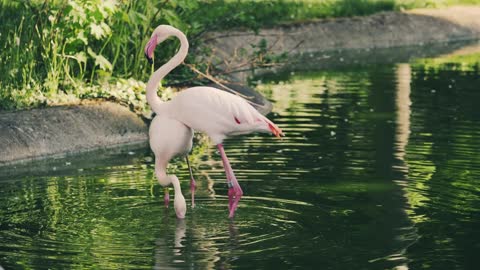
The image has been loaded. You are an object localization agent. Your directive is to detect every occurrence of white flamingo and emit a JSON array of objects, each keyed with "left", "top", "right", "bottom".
[
  {"left": 149, "top": 116, "right": 195, "bottom": 219},
  {"left": 145, "top": 25, "right": 284, "bottom": 218}
]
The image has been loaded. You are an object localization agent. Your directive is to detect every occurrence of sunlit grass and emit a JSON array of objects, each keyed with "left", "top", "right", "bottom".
[{"left": 192, "top": 0, "right": 480, "bottom": 29}]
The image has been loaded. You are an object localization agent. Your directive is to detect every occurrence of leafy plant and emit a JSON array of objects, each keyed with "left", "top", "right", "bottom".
[
  {"left": 0, "top": 0, "right": 195, "bottom": 110},
  {"left": 2, "top": 0, "right": 480, "bottom": 110}
]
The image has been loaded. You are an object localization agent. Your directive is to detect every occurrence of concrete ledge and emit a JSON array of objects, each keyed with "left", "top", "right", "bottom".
[{"left": 0, "top": 101, "right": 147, "bottom": 165}]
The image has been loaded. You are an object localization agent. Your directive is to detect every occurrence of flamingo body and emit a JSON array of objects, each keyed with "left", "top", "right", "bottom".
[
  {"left": 162, "top": 86, "right": 280, "bottom": 144},
  {"left": 149, "top": 116, "right": 193, "bottom": 170},
  {"left": 149, "top": 116, "right": 193, "bottom": 219}
]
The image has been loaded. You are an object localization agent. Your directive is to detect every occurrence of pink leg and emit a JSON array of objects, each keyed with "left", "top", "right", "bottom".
[
  {"left": 217, "top": 143, "right": 243, "bottom": 218},
  {"left": 164, "top": 187, "right": 170, "bottom": 208},
  {"left": 185, "top": 156, "right": 196, "bottom": 208}
]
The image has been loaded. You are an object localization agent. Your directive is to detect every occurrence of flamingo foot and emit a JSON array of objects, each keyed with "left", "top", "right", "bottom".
[
  {"left": 228, "top": 184, "right": 243, "bottom": 218},
  {"left": 190, "top": 177, "right": 196, "bottom": 208},
  {"left": 164, "top": 188, "right": 170, "bottom": 208}
]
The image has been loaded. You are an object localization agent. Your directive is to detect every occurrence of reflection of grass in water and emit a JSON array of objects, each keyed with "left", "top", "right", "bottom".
[
  {"left": 0, "top": 160, "right": 299, "bottom": 269},
  {"left": 413, "top": 52, "right": 480, "bottom": 72}
]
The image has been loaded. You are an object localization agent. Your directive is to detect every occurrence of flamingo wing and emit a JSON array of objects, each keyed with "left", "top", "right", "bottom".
[{"left": 167, "top": 86, "right": 283, "bottom": 143}]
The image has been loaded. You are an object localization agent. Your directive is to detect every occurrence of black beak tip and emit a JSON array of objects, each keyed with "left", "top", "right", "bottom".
[{"left": 145, "top": 53, "right": 153, "bottom": 64}]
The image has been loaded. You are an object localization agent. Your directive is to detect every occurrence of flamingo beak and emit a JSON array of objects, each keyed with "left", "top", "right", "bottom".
[{"left": 144, "top": 37, "right": 156, "bottom": 64}]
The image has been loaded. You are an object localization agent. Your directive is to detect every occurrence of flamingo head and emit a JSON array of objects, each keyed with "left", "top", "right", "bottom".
[
  {"left": 144, "top": 25, "right": 176, "bottom": 64},
  {"left": 169, "top": 175, "right": 187, "bottom": 219},
  {"left": 174, "top": 194, "right": 186, "bottom": 219}
]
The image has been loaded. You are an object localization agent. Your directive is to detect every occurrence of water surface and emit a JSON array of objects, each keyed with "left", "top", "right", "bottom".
[{"left": 1, "top": 44, "right": 480, "bottom": 269}]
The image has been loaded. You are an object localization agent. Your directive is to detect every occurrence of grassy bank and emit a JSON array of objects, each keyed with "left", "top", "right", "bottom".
[{"left": 1, "top": 0, "right": 479, "bottom": 111}]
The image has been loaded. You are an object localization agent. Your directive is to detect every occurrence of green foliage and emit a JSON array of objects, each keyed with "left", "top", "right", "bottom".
[
  {"left": 251, "top": 38, "right": 288, "bottom": 68},
  {"left": 1, "top": 0, "right": 480, "bottom": 110},
  {"left": 0, "top": 0, "right": 195, "bottom": 110},
  {"left": 331, "top": 0, "right": 395, "bottom": 16}
]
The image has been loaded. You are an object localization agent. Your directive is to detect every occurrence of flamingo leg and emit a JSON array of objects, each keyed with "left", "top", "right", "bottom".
[
  {"left": 185, "top": 156, "right": 196, "bottom": 208},
  {"left": 164, "top": 187, "right": 170, "bottom": 208},
  {"left": 217, "top": 143, "right": 243, "bottom": 218}
]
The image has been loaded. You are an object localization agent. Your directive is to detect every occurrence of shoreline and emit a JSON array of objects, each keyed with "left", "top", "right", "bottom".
[
  {"left": 0, "top": 101, "right": 147, "bottom": 166},
  {"left": 204, "top": 6, "right": 480, "bottom": 78}
]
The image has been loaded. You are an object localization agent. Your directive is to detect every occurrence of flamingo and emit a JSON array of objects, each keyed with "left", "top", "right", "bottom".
[
  {"left": 149, "top": 115, "right": 196, "bottom": 219},
  {"left": 145, "top": 25, "right": 284, "bottom": 218}
]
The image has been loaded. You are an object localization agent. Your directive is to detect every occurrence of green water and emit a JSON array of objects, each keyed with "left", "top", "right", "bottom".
[{"left": 1, "top": 45, "right": 480, "bottom": 269}]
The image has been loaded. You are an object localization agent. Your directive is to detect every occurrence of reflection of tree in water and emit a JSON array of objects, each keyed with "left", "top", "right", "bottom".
[
  {"left": 401, "top": 62, "right": 480, "bottom": 270},
  {"left": 0, "top": 169, "right": 161, "bottom": 268},
  {"left": 254, "top": 65, "right": 416, "bottom": 269}
]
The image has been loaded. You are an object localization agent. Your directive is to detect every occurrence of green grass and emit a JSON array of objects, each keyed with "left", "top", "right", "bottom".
[
  {"left": 186, "top": 0, "right": 480, "bottom": 31},
  {"left": 1, "top": 0, "right": 480, "bottom": 111}
]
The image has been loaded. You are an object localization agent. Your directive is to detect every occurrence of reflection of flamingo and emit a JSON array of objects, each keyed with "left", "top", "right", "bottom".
[
  {"left": 145, "top": 25, "right": 284, "bottom": 218},
  {"left": 154, "top": 216, "right": 239, "bottom": 269}
]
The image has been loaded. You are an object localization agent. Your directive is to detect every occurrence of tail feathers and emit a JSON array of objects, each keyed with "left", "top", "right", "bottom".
[{"left": 265, "top": 119, "right": 284, "bottom": 138}]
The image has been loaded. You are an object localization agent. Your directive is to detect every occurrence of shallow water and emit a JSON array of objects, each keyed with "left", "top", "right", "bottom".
[{"left": 1, "top": 44, "right": 480, "bottom": 269}]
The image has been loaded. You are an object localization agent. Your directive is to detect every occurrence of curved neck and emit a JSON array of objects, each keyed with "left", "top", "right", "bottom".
[
  {"left": 154, "top": 159, "right": 169, "bottom": 185},
  {"left": 146, "top": 29, "right": 189, "bottom": 111},
  {"left": 154, "top": 158, "right": 182, "bottom": 196},
  {"left": 171, "top": 176, "right": 182, "bottom": 196}
]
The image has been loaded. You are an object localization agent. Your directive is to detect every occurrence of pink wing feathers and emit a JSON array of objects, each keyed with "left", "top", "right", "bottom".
[
  {"left": 169, "top": 86, "right": 284, "bottom": 139},
  {"left": 213, "top": 88, "right": 285, "bottom": 138}
]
